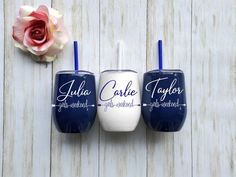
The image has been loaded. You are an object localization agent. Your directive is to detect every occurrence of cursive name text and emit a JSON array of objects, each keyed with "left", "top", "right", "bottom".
[
  {"left": 145, "top": 77, "right": 184, "bottom": 101},
  {"left": 99, "top": 80, "right": 137, "bottom": 101},
  {"left": 57, "top": 80, "right": 91, "bottom": 101}
]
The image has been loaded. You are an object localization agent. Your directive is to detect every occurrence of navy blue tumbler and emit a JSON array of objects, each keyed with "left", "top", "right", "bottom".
[
  {"left": 142, "top": 70, "right": 187, "bottom": 132},
  {"left": 52, "top": 70, "right": 97, "bottom": 133}
]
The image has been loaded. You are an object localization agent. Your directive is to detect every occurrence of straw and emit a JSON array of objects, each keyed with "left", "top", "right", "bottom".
[
  {"left": 117, "top": 41, "right": 123, "bottom": 70},
  {"left": 74, "top": 41, "right": 79, "bottom": 71},
  {"left": 158, "top": 40, "right": 163, "bottom": 70}
]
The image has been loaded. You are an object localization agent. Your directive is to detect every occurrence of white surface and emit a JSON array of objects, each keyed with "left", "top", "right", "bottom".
[
  {"left": 1, "top": 0, "right": 236, "bottom": 177},
  {"left": 3, "top": 0, "right": 51, "bottom": 177},
  {"left": 0, "top": 0, "right": 4, "bottom": 176}
]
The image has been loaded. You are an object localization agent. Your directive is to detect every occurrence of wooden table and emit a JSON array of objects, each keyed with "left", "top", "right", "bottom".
[{"left": 1, "top": 0, "right": 235, "bottom": 177}]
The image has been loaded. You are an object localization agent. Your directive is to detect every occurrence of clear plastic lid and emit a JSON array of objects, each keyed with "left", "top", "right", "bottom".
[
  {"left": 146, "top": 69, "right": 183, "bottom": 74},
  {"left": 56, "top": 70, "right": 94, "bottom": 75},
  {"left": 101, "top": 69, "right": 137, "bottom": 73}
]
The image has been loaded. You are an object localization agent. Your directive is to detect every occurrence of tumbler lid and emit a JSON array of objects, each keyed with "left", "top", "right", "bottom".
[
  {"left": 146, "top": 69, "right": 183, "bottom": 74},
  {"left": 56, "top": 70, "right": 94, "bottom": 75},
  {"left": 101, "top": 69, "right": 137, "bottom": 73}
]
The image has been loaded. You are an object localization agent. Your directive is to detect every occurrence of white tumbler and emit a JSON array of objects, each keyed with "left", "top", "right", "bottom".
[{"left": 97, "top": 70, "right": 141, "bottom": 131}]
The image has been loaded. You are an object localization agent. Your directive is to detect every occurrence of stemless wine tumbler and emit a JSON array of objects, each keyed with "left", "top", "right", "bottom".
[
  {"left": 52, "top": 70, "right": 97, "bottom": 133},
  {"left": 142, "top": 69, "right": 187, "bottom": 132},
  {"left": 97, "top": 70, "right": 141, "bottom": 131}
]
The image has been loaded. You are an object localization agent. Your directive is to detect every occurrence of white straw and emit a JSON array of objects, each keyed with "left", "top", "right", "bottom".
[{"left": 117, "top": 41, "right": 124, "bottom": 70}]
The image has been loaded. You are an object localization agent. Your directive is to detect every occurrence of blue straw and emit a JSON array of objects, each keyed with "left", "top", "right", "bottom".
[
  {"left": 158, "top": 40, "right": 163, "bottom": 70},
  {"left": 73, "top": 41, "right": 79, "bottom": 71}
]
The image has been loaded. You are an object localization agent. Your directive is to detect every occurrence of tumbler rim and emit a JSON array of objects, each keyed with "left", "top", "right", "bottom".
[
  {"left": 101, "top": 69, "right": 137, "bottom": 73},
  {"left": 56, "top": 70, "right": 94, "bottom": 75},
  {"left": 146, "top": 69, "right": 183, "bottom": 73}
]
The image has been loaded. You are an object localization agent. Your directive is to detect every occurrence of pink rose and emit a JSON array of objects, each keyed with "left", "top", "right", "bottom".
[{"left": 12, "top": 5, "right": 68, "bottom": 62}]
